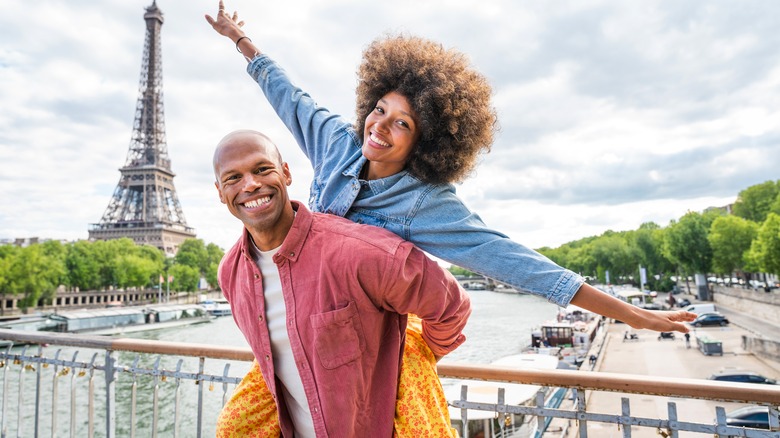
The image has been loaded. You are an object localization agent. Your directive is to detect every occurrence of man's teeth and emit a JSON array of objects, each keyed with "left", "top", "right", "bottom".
[
  {"left": 243, "top": 196, "right": 270, "bottom": 208},
  {"left": 370, "top": 133, "right": 390, "bottom": 147}
]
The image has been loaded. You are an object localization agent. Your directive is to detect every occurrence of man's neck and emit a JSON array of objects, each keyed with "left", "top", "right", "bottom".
[{"left": 247, "top": 206, "right": 296, "bottom": 251}]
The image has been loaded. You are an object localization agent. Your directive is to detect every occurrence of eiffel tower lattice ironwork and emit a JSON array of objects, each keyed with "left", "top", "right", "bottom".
[{"left": 89, "top": 1, "right": 195, "bottom": 256}]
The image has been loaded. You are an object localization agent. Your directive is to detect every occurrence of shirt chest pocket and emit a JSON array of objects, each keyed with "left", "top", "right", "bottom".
[{"left": 309, "top": 301, "right": 366, "bottom": 370}]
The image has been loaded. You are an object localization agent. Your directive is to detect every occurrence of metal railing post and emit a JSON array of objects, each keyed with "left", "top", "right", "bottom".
[
  {"left": 1, "top": 344, "right": 11, "bottom": 438},
  {"left": 17, "top": 345, "right": 28, "bottom": 438},
  {"left": 88, "top": 353, "right": 98, "bottom": 438},
  {"left": 51, "top": 349, "right": 62, "bottom": 438},
  {"left": 576, "top": 389, "right": 587, "bottom": 437},
  {"left": 104, "top": 350, "right": 116, "bottom": 438},
  {"left": 34, "top": 344, "right": 42, "bottom": 438},
  {"left": 620, "top": 397, "right": 632, "bottom": 437},
  {"left": 196, "top": 357, "right": 205, "bottom": 438}
]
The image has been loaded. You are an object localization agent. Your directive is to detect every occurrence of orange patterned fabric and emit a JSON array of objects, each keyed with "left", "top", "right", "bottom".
[{"left": 216, "top": 315, "right": 457, "bottom": 437}]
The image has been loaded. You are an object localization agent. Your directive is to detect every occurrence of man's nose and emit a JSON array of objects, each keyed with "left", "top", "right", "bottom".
[{"left": 242, "top": 175, "right": 262, "bottom": 192}]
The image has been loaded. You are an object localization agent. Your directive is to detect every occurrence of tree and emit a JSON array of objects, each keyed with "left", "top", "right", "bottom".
[
  {"left": 749, "top": 213, "right": 780, "bottom": 276},
  {"left": 175, "top": 239, "right": 210, "bottom": 274},
  {"left": 627, "top": 223, "right": 675, "bottom": 291},
  {"left": 663, "top": 212, "right": 713, "bottom": 275},
  {"left": 66, "top": 240, "right": 102, "bottom": 291},
  {"left": 6, "top": 245, "right": 64, "bottom": 309},
  {"left": 708, "top": 215, "right": 758, "bottom": 276},
  {"left": 169, "top": 264, "right": 200, "bottom": 292},
  {"left": 205, "top": 243, "right": 225, "bottom": 289},
  {"left": 0, "top": 245, "right": 19, "bottom": 294},
  {"left": 732, "top": 180, "right": 779, "bottom": 223}
]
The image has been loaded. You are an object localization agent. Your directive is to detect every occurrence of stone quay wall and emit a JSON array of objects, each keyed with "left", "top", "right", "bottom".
[{"left": 713, "top": 285, "right": 780, "bottom": 363}]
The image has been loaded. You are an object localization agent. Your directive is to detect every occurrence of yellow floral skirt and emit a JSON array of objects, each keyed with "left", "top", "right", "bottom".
[{"left": 216, "top": 316, "right": 456, "bottom": 437}]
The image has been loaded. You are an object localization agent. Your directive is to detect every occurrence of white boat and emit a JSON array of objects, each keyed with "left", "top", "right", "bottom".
[
  {"left": 444, "top": 354, "right": 562, "bottom": 438},
  {"left": 199, "top": 298, "right": 232, "bottom": 317}
]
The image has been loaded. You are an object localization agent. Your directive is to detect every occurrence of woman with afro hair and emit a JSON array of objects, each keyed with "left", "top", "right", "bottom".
[{"left": 207, "top": 2, "right": 695, "bottom": 436}]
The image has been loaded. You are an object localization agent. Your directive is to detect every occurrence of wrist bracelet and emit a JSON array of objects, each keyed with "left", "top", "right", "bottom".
[{"left": 236, "top": 36, "right": 252, "bottom": 53}]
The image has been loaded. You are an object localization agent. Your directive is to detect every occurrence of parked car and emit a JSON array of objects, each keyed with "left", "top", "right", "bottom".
[
  {"left": 709, "top": 371, "right": 777, "bottom": 385},
  {"left": 690, "top": 312, "right": 729, "bottom": 327},
  {"left": 677, "top": 298, "right": 691, "bottom": 308},
  {"left": 725, "top": 405, "right": 773, "bottom": 430}
]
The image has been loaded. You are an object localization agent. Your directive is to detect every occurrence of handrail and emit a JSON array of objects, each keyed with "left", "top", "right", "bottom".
[{"left": 2, "top": 328, "right": 778, "bottom": 405}]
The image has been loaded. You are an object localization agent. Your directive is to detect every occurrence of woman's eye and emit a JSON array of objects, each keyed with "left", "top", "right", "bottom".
[{"left": 374, "top": 106, "right": 384, "bottom": 114}]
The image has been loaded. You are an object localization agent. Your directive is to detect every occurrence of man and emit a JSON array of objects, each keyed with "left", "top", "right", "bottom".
[{"left": 213, "top": 130, "right": 471, "bottom": 437}]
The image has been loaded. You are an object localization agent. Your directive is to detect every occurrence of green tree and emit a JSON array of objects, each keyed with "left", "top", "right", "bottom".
[
  {"left": 448, "top": 266, "right": 477, "bottom": 277},
  {"left": 708, "top": 215, "right": 758, "bottom": 276},
  {"left": 115, "top": 254, "right": 159, "bottom": 289},
  {"left": 0, "top": 245, "right": 19, "bottom": 294},
  {"left": 169, "top": 264, "right": 201, "bottom": 292},
  {"left": 732, "top": 180, "right": 779, "bottom": 223},
  {"left": 663, "top": 211, "right": 713, "bottom": 275},
  {"left": 204, "top": 243, "right": 225, "bottom": 289},
  {"left": 6, "top": 245, "right": 64, "bottom": 309},
  {"left": 749, "top": 213, "right": 780, "bottom": 276},
  {"left": 66, "top": 240, "right": 101, "bottom": 291},
  {"left": 175, "top": 239, "right": 210, "bottom": 274}
]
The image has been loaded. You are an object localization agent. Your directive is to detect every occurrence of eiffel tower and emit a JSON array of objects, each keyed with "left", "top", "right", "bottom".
[{"left": 89, "top": 1, "right": 195, "bottom": 256}]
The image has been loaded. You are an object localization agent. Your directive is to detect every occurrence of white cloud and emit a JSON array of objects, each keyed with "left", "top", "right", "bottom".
[{"left": 1, "top": 0, "right": 778, "bottom": 253}]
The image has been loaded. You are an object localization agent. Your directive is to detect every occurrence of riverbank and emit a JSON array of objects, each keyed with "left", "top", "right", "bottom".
[{"left": 555, "top": 296, "right": 780, "bottom": 437}]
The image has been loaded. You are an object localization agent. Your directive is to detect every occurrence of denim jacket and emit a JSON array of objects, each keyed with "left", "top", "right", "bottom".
[{"left": 248, "top": 54, "right": 583, "bottom": 307}]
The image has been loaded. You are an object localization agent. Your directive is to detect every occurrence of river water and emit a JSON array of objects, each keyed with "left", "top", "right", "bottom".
[{"left": 4, "top": 290, "right": 558, "bottom": 436}]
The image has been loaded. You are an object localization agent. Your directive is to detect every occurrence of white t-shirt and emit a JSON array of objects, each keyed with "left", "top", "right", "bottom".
[{"left": 250, "top": 239, "right": 315, "bottom": 437}]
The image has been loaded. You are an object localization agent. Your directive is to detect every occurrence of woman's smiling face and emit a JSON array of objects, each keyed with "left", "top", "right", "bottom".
[{"left": 361, "top": 91, "right": 420, "bottom": 180}]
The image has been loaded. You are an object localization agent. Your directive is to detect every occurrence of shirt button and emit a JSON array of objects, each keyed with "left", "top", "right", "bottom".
[
  {"left": 254, "top": 273, "right": 260, "bottom": 279},
  {"left": 258, "top": 315, "right": 263, "bottom": 322},
  {"left": 289, "top": 252, "right": 294, "bottom": 257},
  {"left": 265, "top": 355, "right": 270, "bottom": 361}
]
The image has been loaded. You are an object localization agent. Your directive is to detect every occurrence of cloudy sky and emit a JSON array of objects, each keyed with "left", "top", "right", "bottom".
[{"left": 2, "top": 0, "right": 779, "bottom": 256}]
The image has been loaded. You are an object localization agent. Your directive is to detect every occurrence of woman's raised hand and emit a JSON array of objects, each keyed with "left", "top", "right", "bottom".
[{"left": 205, "top": 0, "right": 245, "bottom": 40}]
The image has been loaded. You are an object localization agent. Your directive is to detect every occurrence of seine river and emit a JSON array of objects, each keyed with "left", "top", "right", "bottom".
[{"left": 6, "top": 290, "right": 558, "bottom": 437}]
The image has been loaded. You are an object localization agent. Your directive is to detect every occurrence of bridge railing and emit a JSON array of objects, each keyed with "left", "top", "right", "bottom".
[{"left": 1, "top": 328, "right": 778, "bottom": 438}]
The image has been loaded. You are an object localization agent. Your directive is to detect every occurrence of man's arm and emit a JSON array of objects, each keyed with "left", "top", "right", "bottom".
[{"left": 570, "top": 283, "right": 696, "bottom": 332}]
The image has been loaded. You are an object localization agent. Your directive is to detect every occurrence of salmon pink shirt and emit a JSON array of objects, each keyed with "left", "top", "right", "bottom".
[{"left": 219, "top": 201, "right": 471, "bottom": 437}]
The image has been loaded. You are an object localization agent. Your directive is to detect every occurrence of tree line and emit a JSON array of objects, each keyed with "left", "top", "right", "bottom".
[
  {"left": 452, "top": 180, "right": 780, "bottom": 292},
  {"left": 0, "top": 238, "right": 224, "bottom": 309}
]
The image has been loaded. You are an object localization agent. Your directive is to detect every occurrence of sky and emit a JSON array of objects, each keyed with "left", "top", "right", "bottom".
[{"left": 2, "top": 0, "right": 779, "bottom": 257}]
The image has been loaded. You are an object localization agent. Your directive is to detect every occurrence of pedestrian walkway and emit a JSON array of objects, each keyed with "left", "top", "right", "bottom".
[{"left": 577, "top": 316, "right": 779, "bottom": 437}]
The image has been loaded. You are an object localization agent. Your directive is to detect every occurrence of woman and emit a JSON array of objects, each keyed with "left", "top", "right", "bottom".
[{"left": 206, "top": 3, "right": 695, "bottom": 436}]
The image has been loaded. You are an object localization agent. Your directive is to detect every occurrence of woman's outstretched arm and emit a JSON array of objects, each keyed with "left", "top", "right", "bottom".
[{"left": 570, "top": 283, "right": 696, "bottom": 333}]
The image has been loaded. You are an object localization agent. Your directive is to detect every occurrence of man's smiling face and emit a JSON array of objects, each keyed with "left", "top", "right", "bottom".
[{"left": 213, "top": 130, "right": 294, "bottom": 250}]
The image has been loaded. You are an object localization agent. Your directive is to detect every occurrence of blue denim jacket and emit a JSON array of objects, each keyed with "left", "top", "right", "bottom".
[{"left": 248, "top": 54, "right": 583, "bottom": 307}]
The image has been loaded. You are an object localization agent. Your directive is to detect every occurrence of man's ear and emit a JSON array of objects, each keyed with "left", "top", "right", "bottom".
[
  {"left": 282, "top": 162, "right": 292, "bottom": 186},
  {"left": 215, "top": 181, "right": 227, "bottom": 204}
]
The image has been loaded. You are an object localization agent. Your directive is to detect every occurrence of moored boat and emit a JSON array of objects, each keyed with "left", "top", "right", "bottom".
[
  {"left": 444, "top": 354, "right": 562, "bottom": 438},
  {"left": 199, "top": 298, "right": 232, "bottom": 317},
  {"left": 1, "top": 304, "right": 214, "bottom": 337}
]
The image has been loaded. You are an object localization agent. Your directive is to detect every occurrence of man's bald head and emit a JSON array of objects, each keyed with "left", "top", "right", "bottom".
[{"left": 213, "top": 130, "right": 284, "bottom": 181}]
